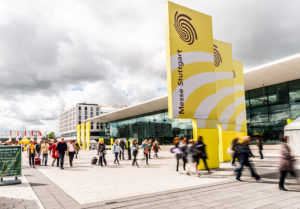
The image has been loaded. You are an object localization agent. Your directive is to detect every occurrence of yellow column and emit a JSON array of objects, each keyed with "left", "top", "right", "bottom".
[
  {"left": 86, "top": 121, "right": 90, "bottom": 151},
  {"left": 193, "top": 119, "right": 219, "bottom": 169},
  {"left": 81, "top": 123, "right": 85, "bottom": 150},
  {"left": 77, "top": 124, "right": 81, "bottom": 147},
  {"left": 110, "top": 138, "right": 114, "bottom": 149}
]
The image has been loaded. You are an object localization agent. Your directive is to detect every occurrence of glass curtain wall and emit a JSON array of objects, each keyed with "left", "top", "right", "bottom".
[
  {"left": 246, "top": 78, "right": 300, "bottom": 142},
  {"left": 108, "top": 110, "right": 193, "bottom": 144}
]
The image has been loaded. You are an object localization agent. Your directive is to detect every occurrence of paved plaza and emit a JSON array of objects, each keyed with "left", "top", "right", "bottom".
[{"left": 1, "top": 145, "right": 300, "bottom": 209}]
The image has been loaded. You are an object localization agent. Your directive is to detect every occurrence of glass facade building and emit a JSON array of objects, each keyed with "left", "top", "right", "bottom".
[
  {"left": 108, "top": 110, "right": 192, "bottom": 144},
  {"left": 246, "top": 78, "right": 300, "bottom": 142}
]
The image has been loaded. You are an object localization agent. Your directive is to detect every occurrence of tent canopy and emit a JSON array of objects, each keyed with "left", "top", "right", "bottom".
[{"left": 284, "top": 117, "right": 300, "bottom": 131}]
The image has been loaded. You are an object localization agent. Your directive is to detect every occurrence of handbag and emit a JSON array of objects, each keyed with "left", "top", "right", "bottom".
[{"left": 144, "top": 148, "right": 149, "bottom": 154}]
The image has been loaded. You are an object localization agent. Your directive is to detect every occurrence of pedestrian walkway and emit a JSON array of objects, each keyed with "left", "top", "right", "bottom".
[{"left": 1, "top": 146, "right": 300, "bottom": 209}]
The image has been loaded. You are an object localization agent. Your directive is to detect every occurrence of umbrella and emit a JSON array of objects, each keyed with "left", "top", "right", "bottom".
[{"left": 90, "top": 139, "right": 97, "bottom": 144}]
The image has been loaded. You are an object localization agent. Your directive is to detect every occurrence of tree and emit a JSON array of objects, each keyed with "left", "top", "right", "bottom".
[{"left": 47, "top": 132, "right": 55, "bottom": 139}]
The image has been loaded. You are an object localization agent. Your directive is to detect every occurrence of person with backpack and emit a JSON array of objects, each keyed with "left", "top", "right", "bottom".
[
  {"left": 131, "top": 139, "right": 139, "bottom": 167},
  {"left": 98, "top": 140, "right": 107, "bottom": 167},
  {"left": 112, "top": 140, "right": 122, "bottom": 165}
]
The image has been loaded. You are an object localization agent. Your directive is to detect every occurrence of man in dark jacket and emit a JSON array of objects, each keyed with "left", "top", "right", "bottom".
[
  {"left": 127, "top": 139, "right": 131, "bottom": 160},
  {"left": 56, "top": 138, "right": 67, "bottom": 169},
  {"left": 35, "top": 142, "right": 41, "bottom": 158},
  {"left": 195, "top": 136, "right": 210, "bottom": 173},
  {"left": 236, "top": 136, "right": 260, "bottom": 181},
  {"left": 119, "top": 139, "right": 126, "bottom": 160}
]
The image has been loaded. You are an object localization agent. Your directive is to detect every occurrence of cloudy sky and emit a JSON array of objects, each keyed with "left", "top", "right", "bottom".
[{"left": 0, "top": 0, "right": 299, "bottom": 134}]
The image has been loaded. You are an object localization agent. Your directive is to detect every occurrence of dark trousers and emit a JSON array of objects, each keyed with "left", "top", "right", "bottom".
[
  {"left": 196, "top": 157, "right": 209, "bottom": 172},
  {"left": 119, "top": 151, "right": 122, "bottom": 160},
  {"left": 128, "top": 149, "right": 131, "bottom": 160},
  {"left": 236, "top": 160, "right": 260, "bottom": 180},
  {"left": 52, "top": 158, "right": 59, "bottom": 167},
  {"left": 144, "top": 152, "right": 149, "bottom": 164},
  {"left": 279, "top": 170, "right": 297, "bottom": 188},
  {"left": 114, "top": 152, "right": 119, "bottom": 164},
  {"left": 176, "top": 154, "right": 187, "bottom": 171},
  {"left": 42, "top": 153, "right": 48, "bottom": 165},
  {"left": 59, "top": 152, "right": 65, "bottom": 168},
  {"left": 149, "top": 148, "right": 152, "bottom": 159},
  {"left": 153, "top": 152, "right": 158, "bottom": 158},
  {"left": 98, "top": 154, "right": 107, "bottom": 166},
  {"left": 231, "top": 152, "right": 238, "bottom": 165},
  {"left": 69, "top": 152, "right": 75, "bottom": 167},
  {"left": 259, "top": 149, "right": 264, "bottom": 159},
  {"left": 132, "top": 153, "right": 138, "bottom": 166},
  {"left": 29, "top": 154, "right": 35, "bottom": 166},
  {"left": 121, "top": 149, "right": 125, "bottom": 160}
]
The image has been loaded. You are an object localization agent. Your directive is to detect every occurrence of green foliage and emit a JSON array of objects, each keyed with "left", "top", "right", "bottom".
[{"left": 46, "top": 132, "right": 55, "bottom": 139}]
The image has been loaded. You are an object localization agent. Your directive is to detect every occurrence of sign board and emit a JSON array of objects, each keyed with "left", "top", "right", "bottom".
[
  {"left": 0, "top": 146, "right": 22, "bottom": 178},
  {"left": 166, "top": 1, "right": 215, "bottom": 119}
]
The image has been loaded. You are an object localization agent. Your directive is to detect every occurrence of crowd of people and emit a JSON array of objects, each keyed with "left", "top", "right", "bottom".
[
  {"left": 27, "top": 138, "right": 80, "bottom": 169},
  {"left": 22, "top": 134, "right": 299, "bottom": 191}
]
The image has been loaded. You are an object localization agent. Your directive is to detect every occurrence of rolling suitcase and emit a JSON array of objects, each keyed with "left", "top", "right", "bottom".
[
  {"left": 91, "top": 157, "right": 97, "bottom": 165},
  {"left": 34, "top": 158, "right": 41, "bottom": 165}
]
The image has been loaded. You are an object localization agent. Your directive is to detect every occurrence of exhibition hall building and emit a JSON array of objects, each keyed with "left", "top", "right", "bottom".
[{"left": 87, "top": 54, "right": 300, "bottom": 144}]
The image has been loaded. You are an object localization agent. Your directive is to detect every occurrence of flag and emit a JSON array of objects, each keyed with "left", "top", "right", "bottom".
[
  {"left": 9, "top": 130, "right": 12, "bottom": 141},
  {"left": 30, "top": 130, "right": 34, "bottom": 141},
  {"left": 37, "top": 131, "right": 42, "bottom": 143},
  {"left": 16, "top": 131, "right": 19, "bottom": 141}
]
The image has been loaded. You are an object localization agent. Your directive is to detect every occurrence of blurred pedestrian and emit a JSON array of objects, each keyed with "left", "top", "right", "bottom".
[
  {"left": 49, "top": 139, "right": 59, "bottom": 167},
  {"left": 98, "top": 140, "right": 107, "bottom": 166},
  {"left": 127, "top": 139, "right": 131, "bottom": 160},
  {"left": 257, "top": 138, "right": 264, "bottom": 159},
  {"left": 279, "top": 136, "right": 299, "bottom": 191},
  {"left": 186, "top": 139, "right": 199, "bottom": 176},
  {"left": 231, "top": 138, "right": 240, "bottom": 166},
  {"left": 56, "top": 138, "right": 67, "bottom": 169},
  {"left": 27, "top": 141, "right": 37, "bottom": 168},
  {"left": 235, "top": 136, "right": 260, "bottom": 181},
  {"left": 35, "top": 142, "right": 41, "bottom": 158},
  {"left": 152, "top": 140, "right": 161, "bottom": 158},
  {"left": 142, "top": 139, "right": 150, "bottom": 165},
  {"left": 67, "top": 140, "right": 78, "bottom": 167},
  {"left": 132, "top": 139, "right": 139, "bottom": 167},
  {"left": 148, "top": 139, "right": 153, "bottom": 159},
  {"left": 171, "top": 137, "right": 185, "bottom": 172},
  {"left": 74, "top": 141, "right": 80, "bottom": 159},
  {"left": 112, "top": 140, "right": 122, "bottom": 165},
  {"left": 195, "top": 136, "right": 211, "bottom": 174},
  {"left": 41, "top": 139, "right": 50, "bottom": 166},
  {"left": 120, "top": 139, "right": 126, "bottom": 160}
]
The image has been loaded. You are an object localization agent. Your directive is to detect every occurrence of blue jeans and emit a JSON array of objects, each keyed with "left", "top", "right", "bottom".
[
  {"left": 236, "top": 160, "right": 259, "bottom": 180},
  {"left": 59, "top": 152, "right": 65, "bottom": 168},
  {"left": 42, "top": 153, "right": 48, "bottom": 165}
]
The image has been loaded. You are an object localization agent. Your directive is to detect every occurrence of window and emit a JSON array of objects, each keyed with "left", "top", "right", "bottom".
[
  {"left": 78, "top": 121, "right": 81, "bottom": 124},
  {"left": 96, "top": 107, "right": 99, "bottom": 111},
  {"left": 249, "top": 96, "right": 267, "bottom": 107},
  {"left": 78, "top": 111, "right": 81, "bottom": 116},
  {"left": 78, "top": 106, "right": 81, "bottom": 110},
  {"left": 91, "top": 107, "right": 94, "bottom": 111},
  {"left": 91, "top": 122, "right": 94, "bottom": 129},
  {"left": 96, "top": 123, "right": 100, "bottom": 129},
  {"left": 289, "top": 79, "right": 300, "bottom": 90},
  {"left": 90, "top": 112, "right": 93, "bottom": 118},
  {"left": 85, "top": 115, "right": 87, "bottom": 120},
  {"left": 250, "top": 114, "right": 268, "bottom": 123},
  {"left": 79, "top": 116, "right": 81, "bottom": 120},
  {"left": 269, "top": 111, "right": 289, "bottom": 122},
  {"left": 84, "top": 107, "right": 87, "bottom": 110},
  {"left": 85, "top": 111, "right": 87, "bottom": 115},
  {"left": 96, "top": 112, "right": 99, "bottom": 116}
]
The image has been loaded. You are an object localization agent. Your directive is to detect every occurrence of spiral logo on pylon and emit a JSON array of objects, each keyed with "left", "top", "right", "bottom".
[
  {"left": 174, "top": 11, "right": 197, "bottom": 45},
  {"left": 213, "top": 44, "right": 222, "bottom": 67}
]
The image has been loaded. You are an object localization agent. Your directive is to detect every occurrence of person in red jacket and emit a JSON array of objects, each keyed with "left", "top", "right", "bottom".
[{"left": 49, "top": 139, "right": 59, "bottom": 167}]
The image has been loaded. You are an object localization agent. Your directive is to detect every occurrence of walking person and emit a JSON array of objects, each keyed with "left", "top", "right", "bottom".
[
  {"left": 235, "top": 136, "right": 260, "bottom": 181},
  {"left": 67, "top": 140, "right": 78, "bottom": 167},
  {"left": 127, "top": 139, "right": 131, "bottom": 160},
  {"left": 41, "top": 140, "right": 50, "bottom": 166},
  {"left": 172, "top": 137, "right": 184, "bottom": 172},
  {"left": 27, "top": 141, "right": 37, "bottom": 168},
  {"left": 56, "top": 138, "right": 67, "bottom": 169},
  {"left": 35, "top": 142, "right": 41, "bottom": 158},
  {"left": 148, "top": 139, "right": 153, "bottom": 159},
  {"left": 98, "top": 140, "right": 107, "bottom": 166},
  {"left": 181, "top": 139, "right": 188, "bottom": 171},
  {"left": 279, "top": 136, "right": 299, "bottom": 191},
  {"left": 195, "top": 136, "right": 211, "bottom": 174},
  {"left": 112, "top": 140, "right": 122, "bottom": 165},
  {"left": 152, "top": 140, "right": 161, "bottom": 158},
  {"left": 74, "top": 141, "right": 80, "bottom": 159},
  {"left": 131, "top": 139, "right": 139, "bottom": 167},
  {"left": 49, "top": 139, "right": 59, "bottom": 167},
  {"left": 231, "top": 138, "right": 240, "bottom": 166},
  {"left": 257, "top": 138, "right": 264, "bottom": 159},
  {"left": 120, "top": 139, "right": 126, "bottom": 160},
  {"left": 142, "top": 139, "right": 150, "bottom": 165},
  {"left": 186, "top": 139, "right": 200, "bottom": 176}
]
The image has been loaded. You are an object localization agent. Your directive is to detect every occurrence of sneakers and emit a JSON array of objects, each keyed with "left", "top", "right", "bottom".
[{"left": 279, "top": 187, "right": 288, "bottom": 191}]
